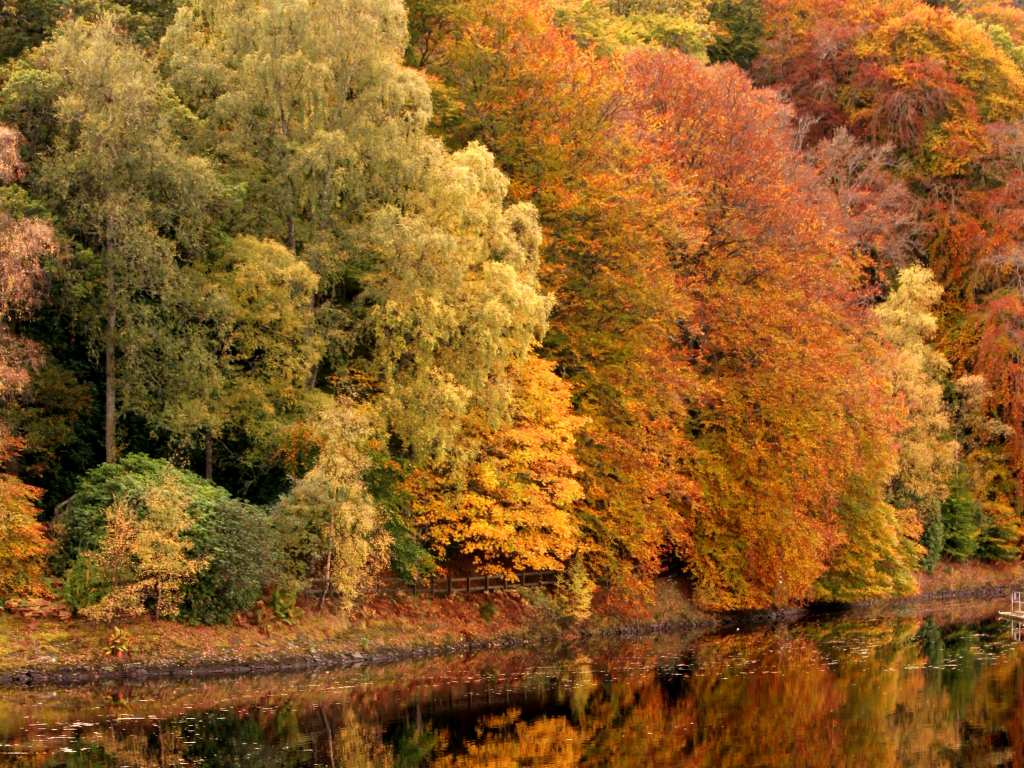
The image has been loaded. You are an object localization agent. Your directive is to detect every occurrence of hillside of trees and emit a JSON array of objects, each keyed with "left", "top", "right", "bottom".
[{"left": 1, "top": 0, "right": 1023, "bottom": 622}]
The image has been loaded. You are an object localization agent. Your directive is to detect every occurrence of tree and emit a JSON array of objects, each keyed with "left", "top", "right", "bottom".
[
  {"left": 416, "top": 0, "right": 703, "bottom": 593},
  {"left": 1, "top": 15, "right": 223, "bottom": 463},
  {"left": 755, "top": 0, "right": 1024, "bottom": 166},
  {"left": 873, "top": 265, "right": 958, "bottom": 568},
  {"left": 810, "top": 128, "right": 924, "bottom": 276},
  {"left": 1, "top": 0, "right": 186, "bottom": 64},
  {"left": 0, "top": 123, "right": 54, "bottom": 597},
  {"left": 406, "top": 356, "right": 586, "bottom": 578},
  {"left": 274, "top": 398, "right": 392, "bottom": 610},
  {"left": 707, "top": 0, "right": 765, "bottom": 67},
  {"left": 554, "top": 0, "right": 714, "bottom": 56},
  {"left": 755, "top": 0, "right": 1024, "bottom": 515},
  {"left": 950, "top": 373, "right": 1020, "bottom": 560},
  {"left": 628, "top": 50, "right": 906, "bottom": 608},
  {"left": 357, "top": 142, "right": 552, "bottom": 462},
  {"left": 0, "top": 0, "right": 65, "bottom": 63},
  {"left": 164, "top": 236, "right": 323, "bottom": 481},
  {"left": 162, "top": 0, "right": 554, "bottom": 466},
  {"left": 0, "top": 125, "right": 53, "bottom": 399},
  {"left": 0, "top": 448, "right": 50, "bottom": 598}
]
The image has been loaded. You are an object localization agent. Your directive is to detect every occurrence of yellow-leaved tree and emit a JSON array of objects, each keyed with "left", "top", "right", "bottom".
[
  {"left": 275, "top": 397, "right": 392, "bottom": 610},
  {"left": 76, "top": 476, "right": 208, "bottom": 621},
  {"left": 873, "top": 265, "right": 959, "bottom": 567},
  {"left": 406, "top": 356, "right": 586, "bottom": 578}
]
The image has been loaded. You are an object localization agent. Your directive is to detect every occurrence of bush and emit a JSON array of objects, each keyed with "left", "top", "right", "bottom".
[
  {"left": 56, "top": 454, "right": 277, "bottom": 623},
  {"left": 181, "top": 497, "right": 278, "bottom": 624},
  {"left": 61, "top": 555, "right": 107, "bottom": 615},
  {"left": 72, "top": 484, "right": 207, "bottom": 621},
  {"left": 52, "top": 454, "right": 227, "bottom": 572}
]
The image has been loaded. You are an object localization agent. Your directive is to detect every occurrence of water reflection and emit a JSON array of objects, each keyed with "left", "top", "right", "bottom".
[{"left": 2, "top": 600, "right": 1023, "bottom": 767}]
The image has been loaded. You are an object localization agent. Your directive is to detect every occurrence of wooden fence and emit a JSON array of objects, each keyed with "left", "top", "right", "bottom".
[
  {"left": 307, "top": 570, "right": 558, "bottom": 602},
  {"left": 419, "top": 570, "right": 556, "bottom": 596},
  {"left": 374, "top": 570, "right": 558, "bottom": 597}
]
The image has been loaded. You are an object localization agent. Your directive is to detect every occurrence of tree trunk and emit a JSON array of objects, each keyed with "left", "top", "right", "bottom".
[
  {"left": 205, "top": 429, "right": 214, "bottom": 481},
  {"left": 320, "top": 548, "right": 332, "bottom": 610},
  {"left": 104, "top": 299, "right": 117, "bottom": 464}
]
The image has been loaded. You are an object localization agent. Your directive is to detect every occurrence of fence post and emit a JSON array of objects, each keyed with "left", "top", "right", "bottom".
[{"left": 447, "top": 571, "right": 453, "bottom": 597}]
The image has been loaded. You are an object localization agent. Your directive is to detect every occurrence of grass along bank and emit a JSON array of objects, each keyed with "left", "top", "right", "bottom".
[{"left": 1, "top": 562, "right": 1022, "bottom": 686}]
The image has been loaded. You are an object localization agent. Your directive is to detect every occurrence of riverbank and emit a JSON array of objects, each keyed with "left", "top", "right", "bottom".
[
  {"left": 4, "top": 595, "right": 1014, "bottom": 767},
  {"left": 2, "top": 561, "right": 1022, "bottom": 686}
]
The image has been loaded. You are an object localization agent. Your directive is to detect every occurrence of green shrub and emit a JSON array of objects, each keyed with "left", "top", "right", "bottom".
[
  {"left": 62, "top": 556, "right": 109, "bottom": 616},
  {"left": 56, "top": 453, "right": 278, "bottom": 623},
  {"left": 386, "top": 514, "right": 438, "bottom": 585},
  {"left": 180, "top": 497, "right": 279, "bottom": 624},
  {"left": 52, "top": 453, "right": 228, "bottom": 572}
]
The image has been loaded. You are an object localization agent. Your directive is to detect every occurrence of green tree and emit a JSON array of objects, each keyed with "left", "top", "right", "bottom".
[
  {"left": 707, "top": 0, "right": 764, "bottom": 67},
  {"left": 555, "top": 0, "right": 714, "bottom": 56},
  {"left": 164, "top": 236, "right": 323, "bottom": 481},
  {"left": 1, "top": 0, "right": 186, "bottom": 64},
  {"left": 941, "top": 473, "right": 981, "bottom": 560},
  {"left": 0, "top": 0, "right": 65, "bottom": 63},
  {"left": 1, "top": 15, "right": 223, "bottom": 463},
  {"left": 951, "top": 374, "right": 1020, "bottom": 561},
  {"left": 161, "top": 0, "right": 554, "bottom": 465}
]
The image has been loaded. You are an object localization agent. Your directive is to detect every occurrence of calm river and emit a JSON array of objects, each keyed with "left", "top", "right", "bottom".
[{"left": 2, "top": 598, "right": 1022, "bottom": 766}]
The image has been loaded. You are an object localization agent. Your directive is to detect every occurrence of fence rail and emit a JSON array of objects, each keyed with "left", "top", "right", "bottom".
[
  {"left": 305, "top": 570, "right": 558, "bottom": 601},
  {"left": 414, "top": 570, "right": 558, "bottom": 596}
]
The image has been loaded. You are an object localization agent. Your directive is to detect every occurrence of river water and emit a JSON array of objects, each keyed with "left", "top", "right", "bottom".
[{"left": 2, "top": 598, "right": 1022, "bottom": 766}]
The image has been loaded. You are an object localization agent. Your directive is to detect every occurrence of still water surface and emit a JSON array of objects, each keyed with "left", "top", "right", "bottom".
[{"left": 3, "top": 599, "right": 1024, "bottom": 767}]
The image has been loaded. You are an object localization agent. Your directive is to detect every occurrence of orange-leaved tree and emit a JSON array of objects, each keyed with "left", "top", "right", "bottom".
[
  {"left": 756, "top": 0, "right": 1024, "bottom": 511},
  {"left": 406, "top": 355, "right": 586, "bottom": 578},
  {"left": 415, "top": 0, "right": 703, "bottom": 594},
  {"left": 627, "top": 50, "right": 911, "bottom": 607}
]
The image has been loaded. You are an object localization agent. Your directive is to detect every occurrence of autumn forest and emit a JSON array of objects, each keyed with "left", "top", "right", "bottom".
[{"left": 1, "top": 0, "right": 1024, "bottom": 625}]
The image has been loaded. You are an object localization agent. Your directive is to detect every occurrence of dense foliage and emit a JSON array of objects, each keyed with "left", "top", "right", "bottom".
[
  {"left": 57, "top": 454, "right": 277, "bottom": 622},
  {"left": 1, "top": 0, "right": 1023, "bottom": 619}
]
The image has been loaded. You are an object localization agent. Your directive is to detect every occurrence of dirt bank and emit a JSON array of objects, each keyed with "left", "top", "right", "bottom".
[{"left": 2, "top": 561, "right": 1020, "bottom": 686}]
